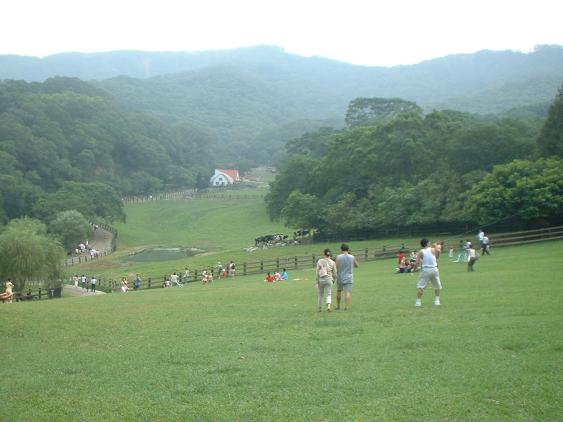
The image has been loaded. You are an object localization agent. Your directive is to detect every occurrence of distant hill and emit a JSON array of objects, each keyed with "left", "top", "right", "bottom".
[
  {"left": 1, "top": 45, "right": 561, "bottom": 164},
  {"left": 1, "top": 45, "right": 561, "bottom": 113}
]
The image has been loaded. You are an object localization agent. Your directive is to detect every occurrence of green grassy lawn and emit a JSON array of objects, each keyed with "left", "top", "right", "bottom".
[
  {"left": 116, "top": 192, "right": 281, "bottom": 251},
  {"left": 2, "top": 241, "right": 562, "bottom": 420}
]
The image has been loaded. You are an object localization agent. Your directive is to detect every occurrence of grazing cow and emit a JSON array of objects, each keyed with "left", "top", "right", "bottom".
[
  {"left": 293, "top": 229, "right": 310, "bottom": 239},
  {"left": 255, "top": 234, "right": 289, "bottom": 246}
]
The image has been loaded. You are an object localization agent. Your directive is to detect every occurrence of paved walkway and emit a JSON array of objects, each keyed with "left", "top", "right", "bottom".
[{"left": 64, "top": 284, "right": 106, "bottom": 296}]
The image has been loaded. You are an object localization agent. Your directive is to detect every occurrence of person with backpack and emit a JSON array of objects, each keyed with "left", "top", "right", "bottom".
[{"left": 316, "top": 249, "right": 337, "bottom": 312}]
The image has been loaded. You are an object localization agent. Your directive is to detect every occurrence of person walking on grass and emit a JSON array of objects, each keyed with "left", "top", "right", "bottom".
[
  {"left": 228, "top": 261, "right": 236, "bottom": 278},
  {"left": 170, "top": 272, "right": 183, "bottom": 287},
  {"left": 481, "top": 234, "right": 491, "bottom": 256},
  {"left": 316, "top": 249, "right": 336, "bottom": 312},
  {"left": 467, "top": 243, "right": 479, "bottom": 272},
  {"left": 91, "top": 276, "right": 97, "bottom": 293},
  {"left": 335, "top": 244, "right": 359, "bottom": 311},
  {"left": 413, "top": 238, "right": 442, "bottom": 308}
]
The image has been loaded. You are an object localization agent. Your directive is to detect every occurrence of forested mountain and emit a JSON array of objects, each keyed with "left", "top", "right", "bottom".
[
  {"left": 0, "top": 77, "right": 214, "bottom": 223},
  {"left": 2, "top": 45, "right": 562, "bottom": 114},
  {"left": 2, "top": 45, "right": 561, "bottom": 166}
]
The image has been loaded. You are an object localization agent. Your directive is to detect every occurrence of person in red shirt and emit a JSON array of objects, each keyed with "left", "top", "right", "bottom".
[
  {"left": 397, "top": 251, "right": 406, "bottom": 266},
  {"left": 264, "top": 272, "right": 275, "bottom": 283}
]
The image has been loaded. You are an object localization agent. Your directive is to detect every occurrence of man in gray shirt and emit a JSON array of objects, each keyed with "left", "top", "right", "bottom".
[{"left": 335, "top": 244, "right": 359, "bottom": 311}]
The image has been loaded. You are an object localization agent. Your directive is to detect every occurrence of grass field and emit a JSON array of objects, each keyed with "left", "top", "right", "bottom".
[{"left": 2, "top": 241, "right": 562, "bottom": 421}]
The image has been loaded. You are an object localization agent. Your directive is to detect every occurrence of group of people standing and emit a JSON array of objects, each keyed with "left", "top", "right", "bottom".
[
  {"left": 450, "top": 229, "right": 491, "bottom": 271},
  {"left": 72, "top": 274, "right": 98, "bottom": 293},
  {"left": 316, "top": 239, "right": 444, "bottom": 311}
]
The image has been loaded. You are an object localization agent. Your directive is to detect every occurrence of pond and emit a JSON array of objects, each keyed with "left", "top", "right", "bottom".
[{"left": 125, "top": 247, "right": 204, "bottom": 262}]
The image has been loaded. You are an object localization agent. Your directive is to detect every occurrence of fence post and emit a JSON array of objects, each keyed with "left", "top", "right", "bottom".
[
  {"left": 243, "top": 263, "right": 247, "bottom": 275},
  {"left": 294, "top": 256, "right": 298, "bottom": 269},
  {"left": 276, "top": 258, "right": 280, "bottom": 271},
  {"left": 260, "top": 260, "right": 264, "bottom": 272},
  {"left": 312, "top": 254, "right": 316, "bottom": 266},
  {"left": 148, "top": 278, "right": 151, "bottom": 289},
  {"left": 364, "top": 248, "right": 368, "bottom": 261},
  {"left": 38, "top": 288, "right": 42, "bottom": 300}
]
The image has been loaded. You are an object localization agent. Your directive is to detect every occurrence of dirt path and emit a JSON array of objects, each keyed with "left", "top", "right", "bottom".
[
  {"left": 89, "top": 226, "right": 113, "bottom": 252},
  {"left": 64, "top": 227, "right": 114, "bottom": 266}
]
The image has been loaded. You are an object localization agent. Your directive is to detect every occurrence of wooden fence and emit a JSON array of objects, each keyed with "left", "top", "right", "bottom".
[
  {"left": 12, "top": 286, "right": 63, "bottom": 302},
  {"left": 73, "top": 243, "right": 409, "bottom": 293},
  {"left": 122, "top": 189, "right": 196, "bottom": 203},
  {"left": 122, "top": 191, "right": 264, "bottom": 203},
  {"left": 487, "top": 225, "right": 563, "bottom": 246}
]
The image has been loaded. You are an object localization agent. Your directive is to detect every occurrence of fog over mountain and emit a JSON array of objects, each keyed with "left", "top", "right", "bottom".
[
  {"left": 2, "top": 44, "right": 562, "bottom": 113},
  {"left": 1, "top": 45, "right": 561, "bottom": 165}
]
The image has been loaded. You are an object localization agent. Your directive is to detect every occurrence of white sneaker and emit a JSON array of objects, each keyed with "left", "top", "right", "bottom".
[
  {"left": 434, "top": 299, "right": 441, "bottom": 306},
  {"left": 415, "top": 299, "right": 422, "bottom": 308}
]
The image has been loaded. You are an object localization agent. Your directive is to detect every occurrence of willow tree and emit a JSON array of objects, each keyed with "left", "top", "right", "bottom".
[{"left": 0, "top": 218, "right": 65, "bottom": 292}]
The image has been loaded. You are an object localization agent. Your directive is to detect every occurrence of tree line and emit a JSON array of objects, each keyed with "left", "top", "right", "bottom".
[
  {"left": 266, "top": 90, "right": 563, "bottom": 238},
  {"left": 0, "top": 76, "right": 217, "bottom": 290},
  {"left": 0, "top": 76, "right": 215, "bottom": 223}
]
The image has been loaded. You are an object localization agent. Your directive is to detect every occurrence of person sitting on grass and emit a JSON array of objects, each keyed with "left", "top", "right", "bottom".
[
  {"left": 264, "top": 272, "right": 275, "bottom": 283},
  {"left": 396, "top": 256, "right": 410, "bottom": 273},
  {"left": 281, "top": 269, "right": 289, "bottom": 281},
  {"left": 274, "top": 271, "right": 282, "bottom": 281}
]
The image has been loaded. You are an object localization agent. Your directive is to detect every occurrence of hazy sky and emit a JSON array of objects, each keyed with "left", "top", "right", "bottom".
[{"left": 2, "top": 0, "right": 562, "bottom": 66}]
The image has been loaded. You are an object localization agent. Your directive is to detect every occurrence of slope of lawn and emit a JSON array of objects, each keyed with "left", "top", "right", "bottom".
[{"left": 2, "top": 241, "right": 562, "bottom": 420}]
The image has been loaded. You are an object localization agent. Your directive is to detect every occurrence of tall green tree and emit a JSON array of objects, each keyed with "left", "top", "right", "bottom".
[
  {"left": 537, "top": 85, "right": 563, "bottom": 157},
  {"left": 466, "top": 158, "right": 563, "bottom": 226},
  {"left": 49, "top": 210, "right": 91, "bottom": 251},
  {"left": 345, "top": 97, "right": 422, "bottom": 127},
  {"left": 281, "top": 191, "right": 321, "bottom": 230},
  {"left": 33, "top": 182, "right": 126, "bottom": 223},
  {"left": 0, "top": 218, "right": 65, "bottom": 291}
]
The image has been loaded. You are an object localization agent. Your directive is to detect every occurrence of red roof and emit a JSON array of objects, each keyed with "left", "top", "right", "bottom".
[{"left": 218, "top": 169, "right": 240, "bottom": 181}]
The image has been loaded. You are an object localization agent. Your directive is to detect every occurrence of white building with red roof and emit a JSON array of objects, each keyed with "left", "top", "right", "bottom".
[{"left": 210, "top": 169, "right": 241, "bottom": 186}]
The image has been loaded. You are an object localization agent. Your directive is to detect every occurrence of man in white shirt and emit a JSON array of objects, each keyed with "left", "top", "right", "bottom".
[
  {"left": 170, "top": 272, "right": 183, "bottom": 287},
  {"left": 413, "top": 238, "right": 442, "bottom": 308}
]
